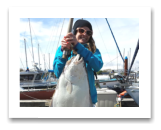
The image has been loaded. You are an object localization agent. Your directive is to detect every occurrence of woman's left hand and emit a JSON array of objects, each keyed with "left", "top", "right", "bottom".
[{"left": 64, "top": 33, "right": 78, "bottom": 47}]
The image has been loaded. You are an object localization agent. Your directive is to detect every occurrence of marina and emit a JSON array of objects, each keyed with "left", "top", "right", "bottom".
[{"left": 19, "top": 18, "right": 139, "bottom": 107}]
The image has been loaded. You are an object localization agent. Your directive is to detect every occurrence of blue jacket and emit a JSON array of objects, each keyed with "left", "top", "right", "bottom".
[{"left": 53, "top": 43, "right": 103, "bottom": 104}]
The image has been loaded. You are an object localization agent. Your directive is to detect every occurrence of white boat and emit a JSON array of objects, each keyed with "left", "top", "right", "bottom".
[
  {"left": 95, "top": 73, "right": 125, "bottom": 94},
  {"left": 125, "top": 85, "right": 139, "bottom": 106},
  {"left": 20, "top": 64, "right": 57, "bottom": 89},
  {"left": 20, "top": 66, "right": 56, "bottom": 100}
]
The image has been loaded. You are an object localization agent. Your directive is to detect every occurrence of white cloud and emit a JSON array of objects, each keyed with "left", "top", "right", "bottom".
[{"left": 20, "top": 18, "right": 139, "bottom": 71}]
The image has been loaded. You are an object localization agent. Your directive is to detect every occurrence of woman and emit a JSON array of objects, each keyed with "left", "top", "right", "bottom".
[{"left": 53, "top": 19, "right": 103, "bottom": 105}]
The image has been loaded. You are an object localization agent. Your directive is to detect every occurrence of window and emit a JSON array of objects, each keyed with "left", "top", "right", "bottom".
[
  {"left": 20, "top": 76, "right": 24, "bottom": 81},
  {"left": 20, "top": 75, "right": 34, "bottom": 81},
  {"left": 24, "top": 75, "right": 28, "bottom": 80},
  {"left": 28, "top": 75, "right": 34, "bottom": 80},
  {"left": 35, "top": 74, "right": 42, "bottom": 80}
]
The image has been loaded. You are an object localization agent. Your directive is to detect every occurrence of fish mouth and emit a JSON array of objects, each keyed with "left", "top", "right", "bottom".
[
  {"left": 65, "top": 54, "right": 83, "bottom": 67},
  {"left": 76, "top": 54, "right": 82, "bottom": 61},
  {"left": 75, "top": 54, "right": 83, "bottom": 64},
  {"left": 77, "top": 54, "right": 81, "bottom": 60}
]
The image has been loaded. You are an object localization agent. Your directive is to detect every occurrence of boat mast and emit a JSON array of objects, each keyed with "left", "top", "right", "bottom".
[
  {"left": 129, "top": 48, "right": 131, "bottom": 70},
  {"left": 28, "top": 18, "right": 35, "bottom": 63},
  {"left": 123, "top": 48, "right": 125, "bottom": 71},
  {"left": 24, "top": 38, "right": 28, "bottom": 69},
  {"left": 38, "top": 43, "right": 40, "bottom": 69},
  {"left": 44, "top": 54, "right": 46, "bottom": 71},
  {"left": 49, "top": 53, "right": 50, "bottom": 69},
  {"left": 62, "top": 18, "right": 74, "bottom": 59},
  {"left": 116, "top": 47, "right": 118, "bottom": 73}
]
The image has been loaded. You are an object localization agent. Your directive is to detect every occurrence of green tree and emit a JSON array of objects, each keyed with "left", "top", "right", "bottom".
[{"left": 97, "top": 70, "right": 102, "bottom": 75}]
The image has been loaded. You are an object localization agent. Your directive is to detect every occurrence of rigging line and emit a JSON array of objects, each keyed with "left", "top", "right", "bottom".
[
  {"left": 30, "top": 25, "right": 39, "bottom": 43},
  {"left": 30, "top": 24, "right": 44, "bottom": 66},
  {"left": 20, "top": 58, "right": 25, "bottom": 70},
  {"left": 105, "top": 18, "right": 124, "bottom": 63},
  {"left": 43, "top": 54, "right": 49, "bottom": 71},
  {"left": 39, "top": 46, "right": 44, "bottom": 56},
  {"left": 22, "top": 19, "right": 29, "bottom": 39},
  {"left": 128, "top": 39, "right": 139, "bottom": 77},
  {"left": 40, "top": 45, "right": 48, "bottom": 69},
  {"left": 56, "top": 18, "right": 65, "bottom": 52},
  {"left": 93, "top": 18, "right": 114, "bottom": 67},
  {"left": 51, "top": 18, "right": 62, "bottom": 54},
  {"left": 105, "top": 55, "right": 120, "bottom": 65},
  {"left": 21, "top": 20, "right": 33, "bottom": 62},
  {"left": 45, "top": 18, "right": 59, "bottom": 54},
  {"left": 30, "top": 24, "right": 41, "bottom": 53},
  {"left": 28, "top": 18, "right": 35, "bottom": 63},
  {"left": 22, "top": 40, "right": 32, "bottom": 62},
  {"left": 23, "top": 39, "right": 33, "bottom": 62},
  {"left": 49, "top": 18, "right": 62, "bottom": 54}
]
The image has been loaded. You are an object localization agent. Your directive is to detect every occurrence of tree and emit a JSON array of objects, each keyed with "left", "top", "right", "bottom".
[{"left": 97, "top": 70, "right": 102, "bottom": 75}]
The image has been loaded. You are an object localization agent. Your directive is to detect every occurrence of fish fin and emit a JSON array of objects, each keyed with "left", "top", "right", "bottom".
[{"left": 66, "top": 81, "right": 72, "bottom": 94}]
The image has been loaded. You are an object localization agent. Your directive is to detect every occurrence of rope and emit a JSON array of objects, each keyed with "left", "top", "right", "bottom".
[
  {"left": 93, "top": 18, "right": 114, "bottom": 67},
  {"left": 105, "top": 55, "right": 120, "bottom": 65},
  {"left": 56, "top": 18, "right": 65, "bottom": 51},
  {"left": 20, "top": 58, "right": 25, "bottom": 70},
  {"left": 28, "top": 18, "right": 35, "bottom": 62},
  {"left": 51, "top": 18, "right": 62, "bottom": 54},
  {"left": 45, "top": 18, "right": 59, "bottom": 54},
  {"left": 105, "top": 18, "right": 124, "bottom": 63},
  {"left": 128, "top": 39, "right": 139, "bottom": 77}
]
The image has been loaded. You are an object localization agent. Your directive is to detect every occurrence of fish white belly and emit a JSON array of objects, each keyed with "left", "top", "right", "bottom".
[
  {"left": 52, "top": 73, "right": 92, "bottom": 107},
  {"left": 52, "top": 54, "right": 93, "bottom": 107}
]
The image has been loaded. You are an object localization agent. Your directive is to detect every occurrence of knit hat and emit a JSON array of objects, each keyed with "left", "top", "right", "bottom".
[{"left": 73, "top": 19, "right": 93, "bottom": 35}]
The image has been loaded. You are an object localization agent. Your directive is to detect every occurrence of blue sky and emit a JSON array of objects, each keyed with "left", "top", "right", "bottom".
[
  {"left": 20, "top": 18, "right": 139, "bottom": 71},
  {"left": 8, "top": 6, "right": 151, "bottom": 118}
]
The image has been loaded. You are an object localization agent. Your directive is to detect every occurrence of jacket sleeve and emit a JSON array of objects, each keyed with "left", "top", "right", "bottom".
[
  {"left": 75, "top": 43, "right": 103, "bottom": 72},
  {"left": 53, "top": 46, "right": 67, "bottom": 78}
]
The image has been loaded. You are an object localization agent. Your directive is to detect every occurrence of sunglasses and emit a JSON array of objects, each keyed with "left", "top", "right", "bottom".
[{"left": 76, "top": 28, "right": 92, "bottom": 36}]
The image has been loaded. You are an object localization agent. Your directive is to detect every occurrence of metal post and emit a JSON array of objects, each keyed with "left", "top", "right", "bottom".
[
  {"left": 44, "top": 54, "right": 45, "bottom": 71},
  {"left": 38, "top": 44, "right": 40, "bottom": 69},
  {"left": 62, "top": 18, "right": 74, "bottom": 59},
  {"left": 49, "top": 53, "right": 50, "bottom": 69},
  {"left": 128, "top": 51, "right": 129, "bottom": 70},
  {"left": 123, "top": 48, "right": 125, "bottom": 71},
  {"left": 124, "top": 56, "right": 128, "bottom": 76}
]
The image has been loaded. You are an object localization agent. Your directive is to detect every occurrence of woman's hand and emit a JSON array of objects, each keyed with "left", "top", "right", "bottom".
[
  {"left": 61, "top": 33, "right": 78, "bottom": 50},
  {"left": 61, "top": 38, "right": 70, "bottom": 50}
]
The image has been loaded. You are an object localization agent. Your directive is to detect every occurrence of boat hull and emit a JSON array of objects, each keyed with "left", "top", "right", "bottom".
[
  {"left": 20, "top": 89, "right": 55, "bottom": 100},
  {"left": 125, "top": 86, "right": 139, "bottom": 106}
]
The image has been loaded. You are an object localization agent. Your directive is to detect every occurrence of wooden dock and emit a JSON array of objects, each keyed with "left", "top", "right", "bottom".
[
  {"left": 20, "top": 99, "right": 52, "bottom": 107},
  {"left": 20, "top": 98, "right": 138, "bottom": 107}
]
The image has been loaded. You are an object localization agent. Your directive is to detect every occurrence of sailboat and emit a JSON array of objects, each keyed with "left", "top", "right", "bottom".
[
  {"left": 124, "top": 40, "right": 139, "bottom": 106},
  {"left": 94, "top": 18, "right": 139, "bottom": 107},
  {"left": 20, "top": 19, "right": 56, "bottom": 100}
]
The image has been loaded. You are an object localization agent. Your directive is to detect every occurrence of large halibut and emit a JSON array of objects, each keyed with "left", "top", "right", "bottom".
[{"left": 52, "top": 54, "right": 93, "bottom": 107}]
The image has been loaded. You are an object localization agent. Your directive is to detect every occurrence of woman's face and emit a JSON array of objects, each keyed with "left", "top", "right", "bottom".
[{"left": 75, "top": 26, "right": 92, "bottom": 44}]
